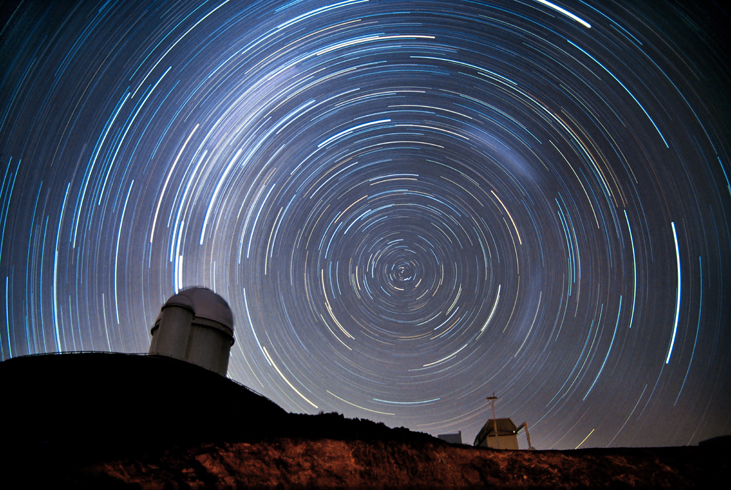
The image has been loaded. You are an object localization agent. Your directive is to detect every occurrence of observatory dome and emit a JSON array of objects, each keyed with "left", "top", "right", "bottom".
[
  {"left": 149, "top": 287, "right": 235, "bottom": 376},
  {"left": 163, "top": 287, "right": 234, "bottom": 330}
]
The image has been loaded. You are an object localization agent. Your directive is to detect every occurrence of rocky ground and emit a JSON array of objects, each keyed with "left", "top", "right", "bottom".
[
  {"left": 2, "top": 354, "right": 726, "bottom": 488},
  {"left": 8, "top": 434, "right": 726, "bottom": 489}
]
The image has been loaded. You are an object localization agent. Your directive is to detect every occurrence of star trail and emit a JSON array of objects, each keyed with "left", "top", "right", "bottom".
[{"left": 1, "top": 0, "right": 729, "bottom": 449}]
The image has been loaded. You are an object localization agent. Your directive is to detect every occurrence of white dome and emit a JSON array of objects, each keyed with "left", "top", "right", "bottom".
[
  {"left": 164, "top": 287, "right": 233, "bottom": 330},
  {"left": 150, "top": 287, "right": 235, "bottom": 376}
]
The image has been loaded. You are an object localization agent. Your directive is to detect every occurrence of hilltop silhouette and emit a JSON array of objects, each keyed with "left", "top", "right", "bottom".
[{"left": 1, "top": 352, "right": 726, "bottom": 488}]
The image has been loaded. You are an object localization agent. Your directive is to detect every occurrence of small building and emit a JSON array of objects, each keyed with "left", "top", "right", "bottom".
[
  {"left": 437, "top": 431, "right": 462, "bottom": 445},
  {"left": 148, "top": 287, "right": 234, "bottom": 376},
  {"left": 473, "top": 418, "right": 532, "bottom": 450}
]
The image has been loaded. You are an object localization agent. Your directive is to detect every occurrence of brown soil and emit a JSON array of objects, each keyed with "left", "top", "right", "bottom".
[
  {"left": 10, "top": 437, "right": 721, "bottom": 489},
  {"left": 2, "top": 353, "right": 725, "bottom": 489}
]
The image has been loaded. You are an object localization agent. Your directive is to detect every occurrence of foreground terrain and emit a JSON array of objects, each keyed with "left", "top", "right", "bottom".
[
  {"left": 2, "top": 353, "right": 726, "bottom": 488},
  {"left": 34, "top": 437, "right": 723, "bottom": 489}
]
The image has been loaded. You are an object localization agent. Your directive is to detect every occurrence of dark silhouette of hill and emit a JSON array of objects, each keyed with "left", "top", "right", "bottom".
[
  {"left": 0, "top": 353, "right": 436, "bottom": 458},
  {"left": 1, "top": 353, "right": 727, "bottom": 488},
  {"left": 2, "top": 353, "right": 288, "bottom": 449}
]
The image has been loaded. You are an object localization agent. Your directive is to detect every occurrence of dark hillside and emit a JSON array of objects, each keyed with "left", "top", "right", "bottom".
[
  {"left": 1, "top": 353, "right": 726, "bottom": 488},
  {"left": 1, "top": 353, "right": 288, "bottom": 450}
]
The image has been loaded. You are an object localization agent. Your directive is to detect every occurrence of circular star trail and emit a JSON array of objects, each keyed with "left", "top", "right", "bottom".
[{"left": 1, "top": 0, "right": 729, "bottom": 449}]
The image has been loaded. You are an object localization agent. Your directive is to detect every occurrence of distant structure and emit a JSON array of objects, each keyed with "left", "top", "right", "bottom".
[
  {"left": 148, "top": 287, "right": 234, "bottom": 376},
  {"left": 437, "top": 431, "right": 462, "bottom": 445},
  {"left": 473, "top": 418, "right": 533, "bottom": 450}
]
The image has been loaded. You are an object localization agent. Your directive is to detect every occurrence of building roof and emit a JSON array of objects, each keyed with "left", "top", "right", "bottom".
[
  {"left": 483, "top": 418, "right": 518, "bottom": 437},
  {"left": 164, "top": 287, "right": 234, "bottom": 329},
  {"left": 473, "top": 418, "right": 521, "bottom": 447},
  {"left": 437, "top": 432, "right": 463, "bottom": 444},
  {"left": 479, "top": 418, "right": 518, "bottom": 437}
]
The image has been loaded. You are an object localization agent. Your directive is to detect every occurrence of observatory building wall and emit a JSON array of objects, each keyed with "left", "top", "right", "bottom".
[
  {"left": 486, "top": 434, "right": 520, "bottom": 450},
  {"left": 149, "top": 303, "right": 194, "bottom": 360},
  {"left": 185, "top": 318, "right": 234, "bottom": 376},
  {"left": 148, "top": 288, "right": 234, "bottom": 376}
]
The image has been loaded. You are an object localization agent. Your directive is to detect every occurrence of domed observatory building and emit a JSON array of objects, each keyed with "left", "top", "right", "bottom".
[{"left": 148, "top": 287, "right": 234, "bottom": 376}]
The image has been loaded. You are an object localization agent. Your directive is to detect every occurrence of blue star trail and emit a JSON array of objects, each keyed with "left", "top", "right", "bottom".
[{"left": 1, "top": 0, "right": 729, "bottom": 449}]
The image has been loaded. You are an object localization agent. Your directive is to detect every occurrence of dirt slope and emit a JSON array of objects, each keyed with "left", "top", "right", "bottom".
[
  {"left": 20, "top": 438, "right": 718, "bottom": 489},
  {"left": 2, "top": 353, "right": 725, "bottom": 488}
]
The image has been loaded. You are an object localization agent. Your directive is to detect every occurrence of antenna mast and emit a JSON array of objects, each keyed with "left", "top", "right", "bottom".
[{"left": 487, "top": 393, "right": 500, "bottom": 450}]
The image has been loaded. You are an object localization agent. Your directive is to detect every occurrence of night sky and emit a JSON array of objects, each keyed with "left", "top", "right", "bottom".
[{"left": 1, "top": 0, "right": 729, "bottom": 450}]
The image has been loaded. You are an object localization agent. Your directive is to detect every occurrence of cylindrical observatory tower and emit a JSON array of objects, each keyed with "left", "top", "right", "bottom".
[{"left": 148, "top": 287, "right": 235, "bottom": 376}]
